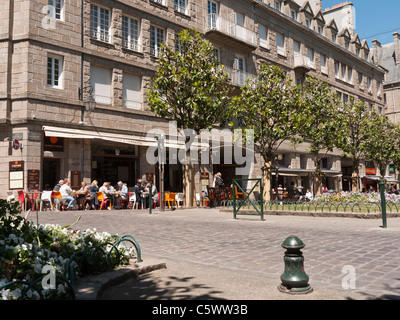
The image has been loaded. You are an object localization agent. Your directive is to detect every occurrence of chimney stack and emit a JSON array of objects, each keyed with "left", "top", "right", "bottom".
[
  {"left": 393, "top": 31, "right": 400, "bottom": 65},
  {"left": 372, "top": 39, "right": 381, "bottom": 65}
]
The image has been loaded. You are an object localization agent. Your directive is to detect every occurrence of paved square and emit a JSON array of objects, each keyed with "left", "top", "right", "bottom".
[{"left": 29, "top": 208, "right": 400, "bottom": 299}]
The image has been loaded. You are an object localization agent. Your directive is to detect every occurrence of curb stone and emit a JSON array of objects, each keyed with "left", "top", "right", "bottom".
[
  {"left": 219, "top": 208, "right": 400, "bottom": 219},
  {"left": 75, "top": 258, "right": 167, "bottom": 300}
]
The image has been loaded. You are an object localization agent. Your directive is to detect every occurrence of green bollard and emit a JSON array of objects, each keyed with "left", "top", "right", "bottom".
[
  {"left": 379, "top": 178, "right": 387, "bottom": 228},
  {"left": 278, "top": 235, "right": 313, "bottom": 294},
  {"left": 149, "top": 185, "right": 152, "bottom": 215}
]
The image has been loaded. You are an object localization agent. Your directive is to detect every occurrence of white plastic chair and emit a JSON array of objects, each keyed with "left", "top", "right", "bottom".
[
  {"left": 39, "top": 191, "right": 53, "bottom": 211},
  {"left": 7, "top": 191, "right": 15, "bottom": 203},
  {"left": 175, "top": 193, "right": 185, "bottom": 208},
  {"left": 129, "top": 192, "right": 138, "bottom": 209}
]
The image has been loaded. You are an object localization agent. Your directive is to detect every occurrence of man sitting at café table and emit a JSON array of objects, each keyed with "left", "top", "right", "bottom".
[
  {"left": 59, "top": 179, "right": 75, "bottom": 210},
  {"left": 99, "top": 182, "right": 116, "bottom": 208},
  {"left": 117, "top": 181, "right": 129, "bottom": 208},
  {"left": 75, "top": 181, "right": 93, "bottom": 210}
]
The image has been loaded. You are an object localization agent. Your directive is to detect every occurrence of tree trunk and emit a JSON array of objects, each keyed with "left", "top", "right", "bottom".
[
  {"left": 351, "top": 159, "right": 360, "bottom": 192},
  {"left": 184, "top": 161, "right": 195, "bottom": 207},
  {"left": 313, "top": 156, "right": 322, "bottom": 196},
  {"left": 262, "top": 161, "right": 272, "bottom": 202}
]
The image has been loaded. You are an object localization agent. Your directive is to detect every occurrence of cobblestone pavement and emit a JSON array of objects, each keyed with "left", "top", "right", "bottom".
[{"left": 30, "top": 208, "right": 400, "bottom": 299}]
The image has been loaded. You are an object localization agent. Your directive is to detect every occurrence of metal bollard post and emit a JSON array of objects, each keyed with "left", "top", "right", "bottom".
[
  {"left": 379, "top": 177, "right": 387, "bottom": 228},
  {"left": 278, "top": 235, "right": 313, "bottom": 294},
  {"left": 149, "top": 185, "right": 152, "bottom": 215}
]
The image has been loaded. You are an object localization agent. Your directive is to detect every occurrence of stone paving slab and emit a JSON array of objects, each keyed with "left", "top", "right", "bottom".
[{"left": 30, "top": 208, "right": 400, "bottom": 300}]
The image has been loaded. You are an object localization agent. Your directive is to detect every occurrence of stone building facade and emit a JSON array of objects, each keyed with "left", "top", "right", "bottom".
[{"left": 0, "top": 0, "right": 386, "bottom": 200}]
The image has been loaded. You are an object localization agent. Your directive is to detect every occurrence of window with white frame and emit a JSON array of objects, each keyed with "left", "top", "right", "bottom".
[
  {"left": 123, "top": 73, "right": 142, "bottom": 110},
  {"left": 347, "top": 67, "right": 353, "bottom": 84},
  {"left": 334, "top": 61, "right": 340, "bottom": 78},
  {"left": 341, "top": 64, "right": 346, "bottom": 81},
  {"left": 274, "top": 0, "right": 281, "bottom": 11},
  {"left": 305, "top": 19, "right": 311, "bottom": 28},
  {"left": 320, "top": 54, "right": 327, "bottom": 74},
  {"left": 122, "top": 16, "right": 140, "bottom": 52},
  {"left": 212, "top": 48, "right": 220, "bottom": 62},
  {"left": 367, "top": 77, "right": 372, "bottom": 92},
  {"left": 276, "top": 32, "right": 285, "bottom": 56},
  {"left": 234, "top": 55, "right": 246, "bottom": 86},
  {"left": 150, "top": 25, "right": 165, "bottom": 57},
  {"left": 358, "top": 72, "right": 363, "bottom": 86},
  {"left": 258, "top": 24, "right": 268, "bottom": 49},
  {"left": 90, "top": 4, "right": 111, "bottom": 43},
  {"left": 377, "top": 81, "right": 381, "bottom": 96},
  {"left": 90, "top": 65, "right": 112, "bottom": 105},
  {"left": 174, "top": 0, "right": 188, "bottom": 14},
  {"left": 208, "top": 1, "right": 219, "bottom": 29},
  {"left": 48, "top": 0, "right": 63, "bottom": 20},
  {"left": 47, "top": 55, "right": 63, "bottom": 88},
  {"left": 307, "top": 47, "right": 314, "bottom": 68},
  {"left": 290, "top": 10, "right": 297, "bottom": 21}
]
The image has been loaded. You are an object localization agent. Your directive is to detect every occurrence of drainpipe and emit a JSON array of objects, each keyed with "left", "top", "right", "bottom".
[{"left": 6, "top": 0, "right": 15, "bottom": 122}]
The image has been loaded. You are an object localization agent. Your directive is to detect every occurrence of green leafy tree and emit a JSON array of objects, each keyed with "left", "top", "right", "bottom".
[
  {"left": 146, "top": 28, "right": 232, "bottom": 206},
  {"left": 336, "top": 100, "right": 369, "bottom": 191},
  {"left": 230, "top": 64, "right": 301, "bottom": 200},
  {"left": 362, "top": 111, "right": 397, "bottom": 179},
  {"left": 298, "top": 77, "right": 342, "bottom": 196}
]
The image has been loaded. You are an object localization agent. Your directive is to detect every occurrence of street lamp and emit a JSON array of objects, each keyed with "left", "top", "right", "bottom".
[{"left": 79, "top": 86, "right": 96, "bottom": 123}]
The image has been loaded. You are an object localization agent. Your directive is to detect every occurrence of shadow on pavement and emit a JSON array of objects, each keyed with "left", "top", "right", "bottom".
[{"left": 98, "top": 272, "right": 225, "bottom": 300}]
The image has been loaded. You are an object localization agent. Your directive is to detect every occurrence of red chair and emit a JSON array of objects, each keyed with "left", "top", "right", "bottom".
[
  {"left": 33, "top": 190, "right": 40, "bottom": 211},
  {"left": 118, "top": 192, "right": 131, "bottom": 209},
  {"left": 17, "top": 190, "right": 33, "bottom": 212}
]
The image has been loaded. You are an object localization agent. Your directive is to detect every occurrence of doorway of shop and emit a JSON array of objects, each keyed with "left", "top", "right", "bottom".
[{"left": 43, "top": 158, "right": 60, "bottom": 190}]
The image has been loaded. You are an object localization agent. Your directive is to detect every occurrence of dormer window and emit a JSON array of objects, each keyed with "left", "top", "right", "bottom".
[
  {"left": 274, "top": 0, "right": 281, "bottom": 12},
  {"left": 290, "top": 10, "right": 297, "bottom": 21}
]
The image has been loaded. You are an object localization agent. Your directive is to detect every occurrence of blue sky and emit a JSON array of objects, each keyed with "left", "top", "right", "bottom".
[{"left": 322, "top": 0, "right": 400, "bottom": 45}]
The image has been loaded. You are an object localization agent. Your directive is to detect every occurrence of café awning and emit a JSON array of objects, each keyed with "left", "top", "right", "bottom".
[
  {"left": 42, "top": 126, "right": 209, "bottom": 150},
  {"left": 43, "top": 125, "right": 157, "bottom": 147}
]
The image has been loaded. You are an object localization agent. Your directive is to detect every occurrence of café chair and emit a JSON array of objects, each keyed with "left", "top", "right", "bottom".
[
  {"left": 96, "top": 192, "right": 112, "bottom": 210},
  {"left": 165, "top": 192, "right": 177, "bottom": 208},
  {"left": 51, "top": 191, "right": 67, "bottom": 211},
  {"left": 7, "top": 191, "right": 15, "bottom": 203},
  {"left": 17, "top": 190, "right": 33, "bottom": 212},
  {"left": 39, "top": 191, "right": 53, "bottom": 211},
  {"left": 175, "top": 193, "right": 185, "bottom": 208},
  {"left": 129, "top": 192, "right": 138, "bottom": 209}
]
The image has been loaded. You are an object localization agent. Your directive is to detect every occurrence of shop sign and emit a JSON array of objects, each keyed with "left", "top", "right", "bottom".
[
  {"left": 365, "top": 167, "right": 376, "bottom": 175},
  {"left": 9, "top": 161, "right": 24, "bottom": 189},
  {"left": 27, "top": 170, "right": 40, "bottom": 190}
]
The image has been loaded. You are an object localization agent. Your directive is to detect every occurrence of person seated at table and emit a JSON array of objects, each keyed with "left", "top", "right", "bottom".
[
  {"left": 53, "top": 179, "right": 64, "bottom": 191},
  {"left": 144, "top": 183, "right": 158, "bottom": 206},
  {"left": 100, "top": 182, "right": 116, "bottom": 208},
  {"left": 131, "top": 179, "right": 144, "bottom": 204},
  {"left": 59, "top": 179, "right": 75, "bottom": 210},
  {"left": 116, "top": 181, "right": 129, "bottom": 208},
  {"left": 75, "top": 181, "right": 93, "bottom": 210},
  {"left": 215, "top": 172, "right": 225, "bottom": 187},
  {"left": 89, "top": 180, "right": 99, "bottom": 209}
]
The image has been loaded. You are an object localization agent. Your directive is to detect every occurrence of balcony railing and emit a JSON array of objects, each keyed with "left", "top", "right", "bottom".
[
  {"left": 123, "top": 99, "right": 142, "bottom": 110},
  {"left": 122, "top": 39, "right": 141, "bottom": 52},
  {"left": 293, "top": 54, "right": 312, "bottom": 73},
  {"left": 93, "top": 94, "right": 112, "bottom": 105},
  {"left": 223, "top": 65, "right": 257, "bottom": 87},
  {"left": 206, "top": 13, "right": 257, "bottom": 48}
]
